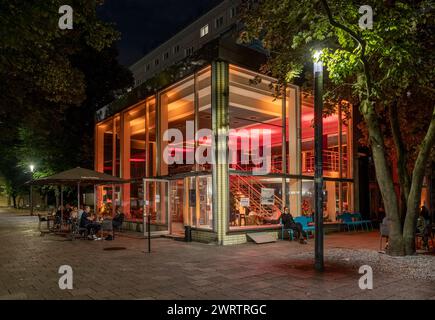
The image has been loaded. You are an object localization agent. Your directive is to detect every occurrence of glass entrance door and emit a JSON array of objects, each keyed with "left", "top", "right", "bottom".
[
  {"left": 143, "top": 179, "right": 169, "bottom": 236},
  {"left": 170, "top": 179, "right": 186, "bottom": 236}
]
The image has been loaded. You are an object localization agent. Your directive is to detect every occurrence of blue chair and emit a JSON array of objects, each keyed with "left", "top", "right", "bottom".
[
  {"left": 337, "top": 213, "right": 361, "bottom": 231},
  {"left": 280, "top": 218, "right": 294, "bottom": 240},
  {"left": 294, "top": 216, "right": 315, "bottom": 238},
  {"left": 352, "top": 212, "right": 373, "bottom": 231}
]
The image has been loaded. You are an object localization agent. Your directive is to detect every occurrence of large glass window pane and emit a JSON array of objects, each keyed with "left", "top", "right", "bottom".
[
  {"left": 145, "top": 180, "right": 169, "bottom": 233},
  {"left": 301, "top": 180, "right": 315, "bottom": 217},
  {"left": 148, "top": 99, "right": 157, "bottom": 177},
  {"left": 301, "top": 98, "right": 314, "bottom": 175},
  {"left": 198, "top": 176, "right": 213, "bottom": 228},
  {"left": 129, "top": 180, "right": 144, "bottom": 222},
  {"left": 190, "top": 175, "right": 213, "bottom": 229},
  {"left": 128, "top": 104, "right": 146, "bottom": 179},
  {"left": 341, "top": 105, "right": 352, "bottom": 179},
  {"left": 229, "top": 65, "right": 284, "bottom": 174},
  {"left": 170, "top": 179, "right": 185, "bottom": 235},
  {"left": 114, "top": 117, "right": 121, "bottom": 177},
  {"left": 229, "top": 175, "right": 282, "bottom": 229},
  {"left": 197, "top": 67, "right": 212, "bottom": 172},
  {"left": 103, "top": 121, "right": 113, "bottom": 175},
  {"left": 159, "top": 66, "right": 212, "bottom": 176},
  {"left": 160, "top": 76, "right": 195, "bottom": 175},
  {"left": 301, "top": 97, "right": 351, "bottom": 179}
]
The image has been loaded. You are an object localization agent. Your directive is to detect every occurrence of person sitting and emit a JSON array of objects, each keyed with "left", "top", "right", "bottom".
[
  {"left": 80, "top": 206, "right": 101, "bottom": 240},
  {"left": 280, "top": 207, "right": 307, "bottom": 244},
  {"left": 54, "top": 205, "right": 66, "bottom": 228},
  {"left": 100, "top": 211, "right": 114, "bottom": 240},
  {"left": 77, "top": 206, "right": 84, "bottom": 220},
  {"left": 63, "top": 204, "right": 72, "bottom": 221},
  {"left": 104, "top": 209, "right": 125, "bottom": 240},
  {"left": 112, "top": 209, "right": 124, "bottom": 230}
]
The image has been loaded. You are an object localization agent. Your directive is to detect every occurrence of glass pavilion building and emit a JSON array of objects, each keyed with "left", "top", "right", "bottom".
[
  {"left": 94, "top": 2, "right": 357, "bottom": 244},
  {"left": 95, "top": 47, "right": 356, "bottom": 245}
]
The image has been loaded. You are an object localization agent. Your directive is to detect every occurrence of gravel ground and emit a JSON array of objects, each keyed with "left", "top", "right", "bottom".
[{"left": 295, "top": 248, "right": 435, "bottom": 281}]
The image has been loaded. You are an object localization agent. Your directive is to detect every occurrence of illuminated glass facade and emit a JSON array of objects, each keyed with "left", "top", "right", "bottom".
[{"left": 95, "top": 62, "right": 355, "bottom": 244}]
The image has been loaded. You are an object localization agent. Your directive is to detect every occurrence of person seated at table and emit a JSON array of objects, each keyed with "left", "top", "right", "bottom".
[
  {"left": 80, "top": 206, "right": 101, "bottom": 240},
  {"left": 54, "top": 205, "right": 64, "bottom": 227},
  {"left": 70, "top": 207, "right": 79, "bottom": 220},
  {"left": 280, "top": 207, "right": 307, "bottom": 244},
  {"left": 99, "top": 210, "right": 114, "bottom": 240},
  {"left": 112, "top": 208, "right": 124, "bottom": 230},
  {"left": 63, "top": 204, "right": 72, "bottom": 220},
  {"left": 77, "top": 205, "right": 84, "bottom": 220}
]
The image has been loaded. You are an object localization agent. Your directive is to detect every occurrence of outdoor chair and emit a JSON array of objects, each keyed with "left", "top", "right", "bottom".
[
  {"left": 280, "top": 218, "right": 295, "bottom": 240},
  {"left": 101, "top": 218, "right": 113, "bottom": 239},
  {"left": 352, "top": 212, "right": 373, "bottom": 231},
  {"left": 294, "top": 216, "right": 315, "bottom": 239},
  {"left": 37, "top": 214, "right": 50, "bottom": 234},
  {"left": 337, "top": 212, "right": 362, "bottom": 232},
  {"left": 112, "top": 213, "right": 125, "bottom": 239},
  {"left": 71, "top": 218, "right": 88, "bottom": 240}
]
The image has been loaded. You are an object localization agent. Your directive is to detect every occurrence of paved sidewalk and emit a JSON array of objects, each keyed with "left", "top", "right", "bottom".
[{"left": 0, "top": 209, "right": 434, "bottom": 300}]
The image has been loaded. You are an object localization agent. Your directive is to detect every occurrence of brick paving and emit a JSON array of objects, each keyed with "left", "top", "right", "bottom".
[{"left": 0, "top": 209, "right": 434, "bottom": 300}]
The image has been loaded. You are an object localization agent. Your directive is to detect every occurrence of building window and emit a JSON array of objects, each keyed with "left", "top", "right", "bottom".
[
  {"left": 146, "top": 64, "right": 150, "bottom": 72},
  {"left": 163, "top": 51, "right": 169, "bottom": 60},
  {"left": 215, "top": 16, "right": 224, "bottom": 29},
  {"left": 155, "top": 58, "right": 159, "bottom": 66},
  {"left": 173, "top": 45, "right": 180, "bottom": 54},
  {"left": 200, "top": 24, "right": 209, "bottom": 38},
  {"left": 184, "top": 46, "right": 194, "bottom": 57},
  {"left": 230, "top": 7, "right": 237, "bottom": 18}
]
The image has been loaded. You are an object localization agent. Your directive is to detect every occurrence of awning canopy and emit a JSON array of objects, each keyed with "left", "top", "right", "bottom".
[{"left": 26, "top": 167, "right": 127, "bottom": 186}]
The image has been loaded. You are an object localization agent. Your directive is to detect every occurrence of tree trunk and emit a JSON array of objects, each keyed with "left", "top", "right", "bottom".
[
  {"left": 403, "top": 107, "right": 435, "bottom": 255},
  {"left": 12, "top": 195, "right": 17, "bottom": 208},
  {"left": 362, "top": 104, "right": 404, "bottom": 255},
  {"left": 389, "top": 101, "right": 410, "bottom": 226}
]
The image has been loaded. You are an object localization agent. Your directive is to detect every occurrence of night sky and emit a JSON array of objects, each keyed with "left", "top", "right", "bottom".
[{"left": 98, "top": 0, "right": 223, "bottom": 66}]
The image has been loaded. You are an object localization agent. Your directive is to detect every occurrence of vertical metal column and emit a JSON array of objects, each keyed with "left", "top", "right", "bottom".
[
  {"left": 314, "top": 56, "right": 324, "bottom": 271},
  {"left": 30, "top": 185, "right": 33, "bottom": 216}
]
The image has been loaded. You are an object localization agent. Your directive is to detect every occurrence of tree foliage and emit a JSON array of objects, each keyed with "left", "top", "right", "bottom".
[{"left": 0, "top": 0, "right": 133, "bottom": 203}]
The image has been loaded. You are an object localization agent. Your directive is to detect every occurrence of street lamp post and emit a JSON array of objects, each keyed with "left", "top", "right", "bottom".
[
  {"left": 313, "top": 51, "right": 324, "bottom": 272},
  {"left": 29, "top": 164, "right": 35, "bottom": 216}
]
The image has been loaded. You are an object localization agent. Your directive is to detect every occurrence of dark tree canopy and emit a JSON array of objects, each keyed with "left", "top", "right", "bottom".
[{"left": 0, "top": 0, "right": 133, "bottom": 201}]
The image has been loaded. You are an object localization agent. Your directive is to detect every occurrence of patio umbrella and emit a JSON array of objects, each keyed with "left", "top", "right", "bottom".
[
  {"left": 27, "top": 167, "right": 126, "bottom": 186},
  {"left": 26, "top": 167, "right": 127, "bottom": 226}
]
